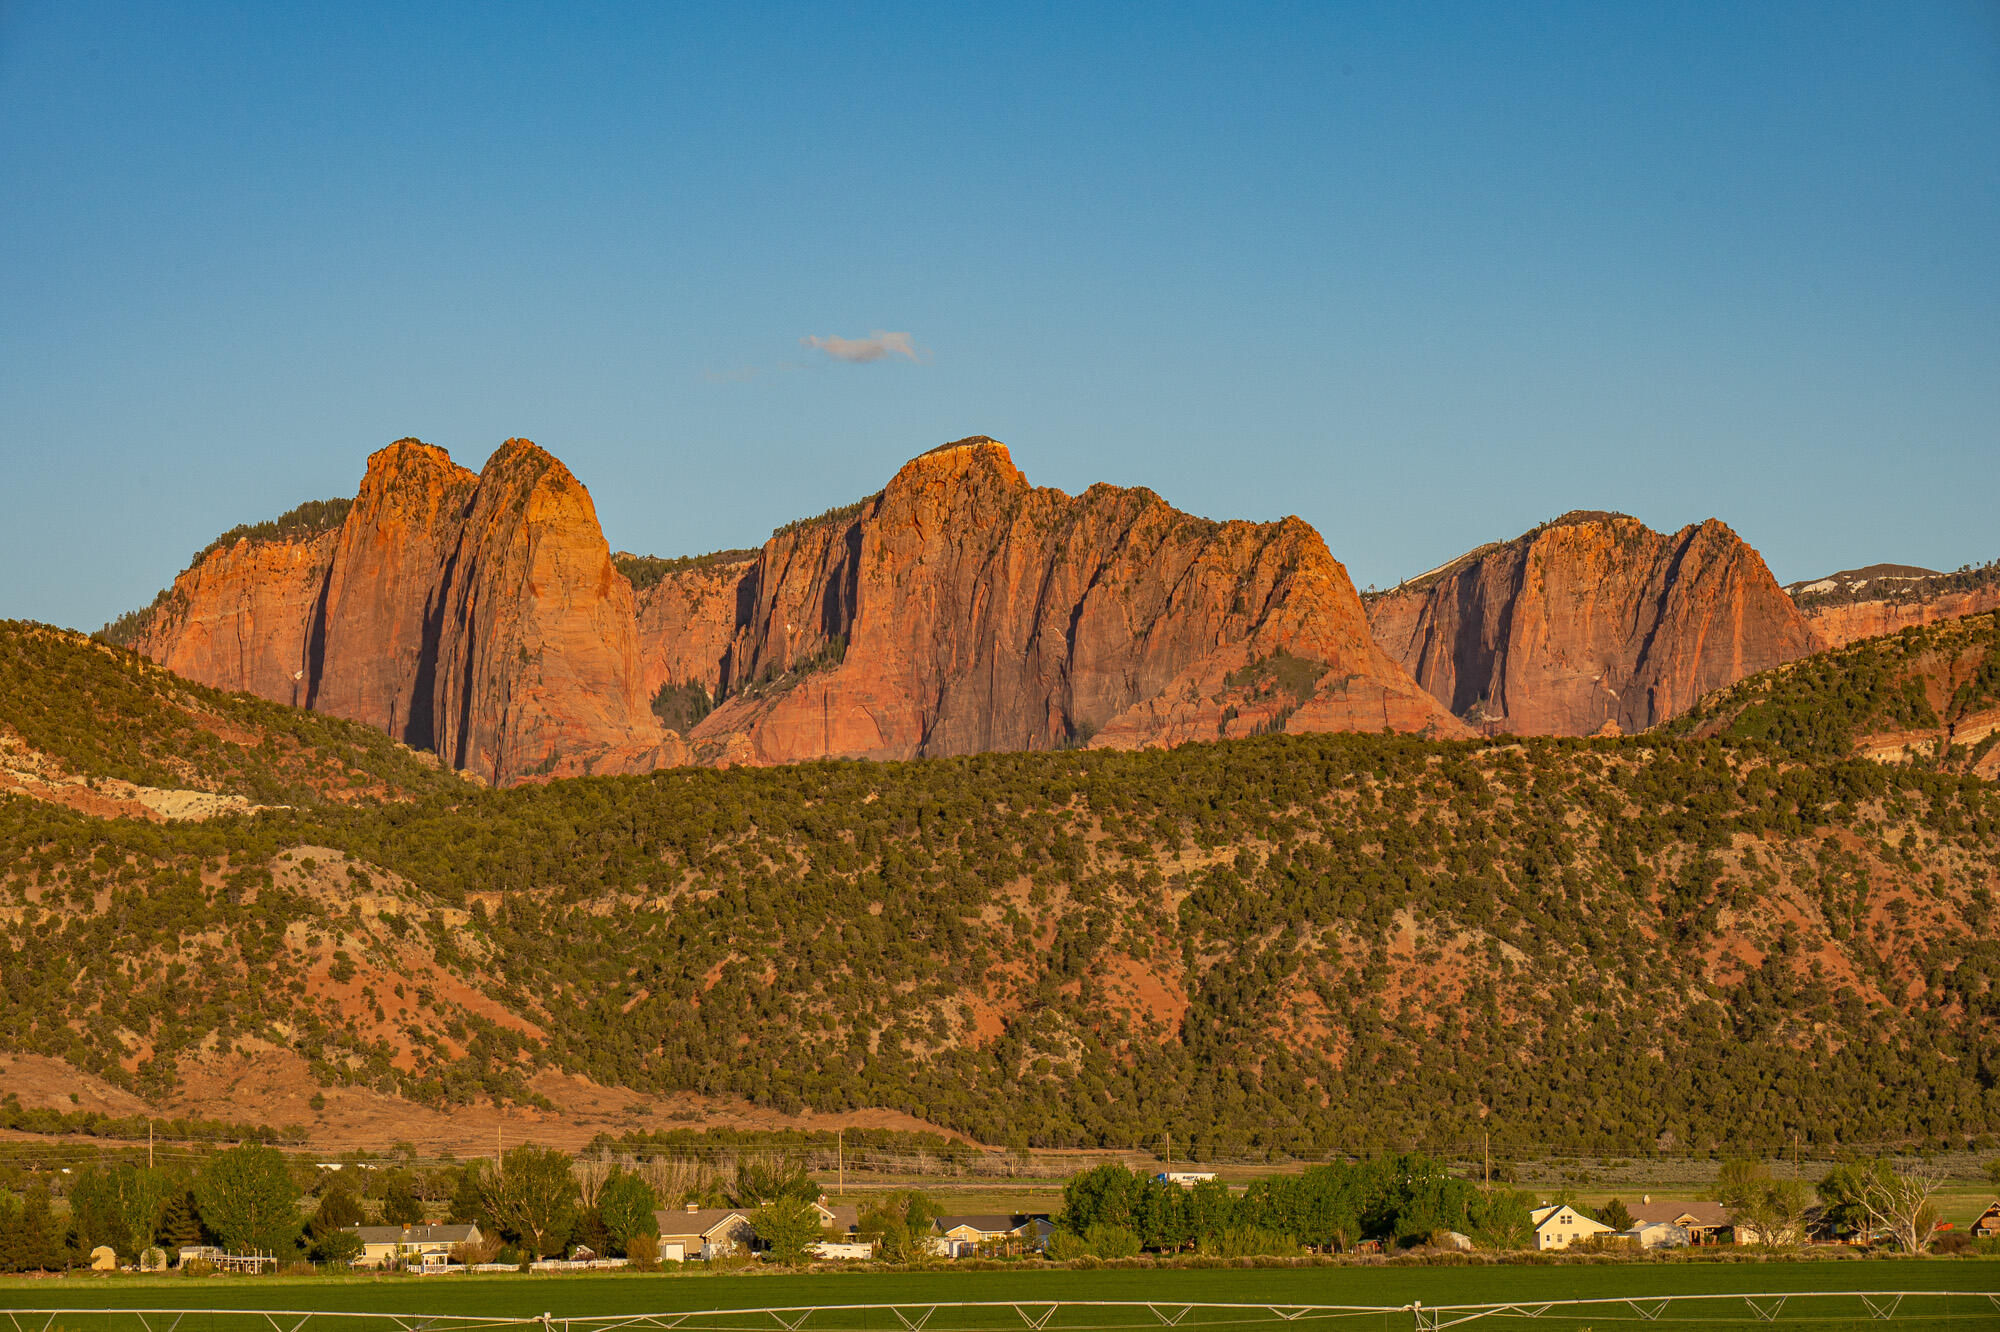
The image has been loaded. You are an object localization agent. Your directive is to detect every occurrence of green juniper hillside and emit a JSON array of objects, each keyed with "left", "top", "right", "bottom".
[
  {"left": 1678, "top": 610, "right": 2000, "bottom": 772},
  {"left": 1, "top": 618, "right": 1998, "bottom": 1156},
  {"left": 0, "top": 621, "right": 467, "bottom": 806}
]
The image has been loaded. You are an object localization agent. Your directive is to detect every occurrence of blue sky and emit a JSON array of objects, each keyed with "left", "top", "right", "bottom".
[{"left": 3, "top": 2, "right": 1996, "bottom": 631}]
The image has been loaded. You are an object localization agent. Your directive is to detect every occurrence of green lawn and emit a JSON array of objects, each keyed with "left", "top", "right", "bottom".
[{"left": 2, "top": 1260, "right": 1998, "bottom": 1322}]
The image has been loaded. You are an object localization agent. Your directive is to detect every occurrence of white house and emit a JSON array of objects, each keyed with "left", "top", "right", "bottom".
[
  {"left": 1529, "top": 1204, "right": 1612, "bottom": 1251},
  {"left": 1154, "top": 1171, "right": 1218, "bottom": 1188}
]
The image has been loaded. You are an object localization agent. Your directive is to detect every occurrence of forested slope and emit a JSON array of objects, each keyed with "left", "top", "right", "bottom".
[
  {"left": 1679, "top": 610, "right": 2000, "bottom": 777},
  {"left": 5, "top": 666, "right": 1998, "bottom": 1154},
  {"left": 0, "top": 621, "right": 467, "bottom": 808}
]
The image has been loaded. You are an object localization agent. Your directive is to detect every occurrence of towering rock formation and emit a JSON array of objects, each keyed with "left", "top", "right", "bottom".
[
  {"left": 136, "top": 439, "right": 676, "bottom": 784},
  {"left": 306, "top": 441, "right": 477, "bottom": 747},
  {"left": 133, "top": 433, "right": 1462, "bottom": 780},
  {"left": 1366, "top": 511, "right": 1820, "bottom": 736},
  {"left": 672, "top": 438, "right": 1465, "bottom": 763}
]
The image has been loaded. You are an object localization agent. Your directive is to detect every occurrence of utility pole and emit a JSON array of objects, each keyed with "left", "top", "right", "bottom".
[
  {"left": 149, "top": 1121, "right": 154, "bottom": 1170},
  {"left": 1164, "top": 1130, "right": 1171, "bottom": 1166},
  {"left": 838, "top": 1127, "right": 844, "bottom": 1199},
  {"left": 1483, "top": 1131, "right": 1490, "bottom": 1192}
]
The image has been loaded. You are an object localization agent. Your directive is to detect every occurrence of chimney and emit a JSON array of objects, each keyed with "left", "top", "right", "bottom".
[{"left": 686, "top": 1203, "right": 698, "bottom": 1213}]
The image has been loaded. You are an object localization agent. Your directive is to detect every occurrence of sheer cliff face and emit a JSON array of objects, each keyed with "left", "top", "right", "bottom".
[
  {"left": 1366, "top": 513, "right": 1822, "bottom": 736},
  {"left": 307, "top": 441, "right": 478, "bottom": 747},
  {"left": 675, "top": 439, "right": 1466, "bottom": 764},
  {"left": 141, "top": 534, "right": 337, "bottom": 707},
  {"left": 136, "top": 434, "right": 1459, "bottom": 780},
  {"left": 137, "top": 439, "right": 674, "bottom": 784}
]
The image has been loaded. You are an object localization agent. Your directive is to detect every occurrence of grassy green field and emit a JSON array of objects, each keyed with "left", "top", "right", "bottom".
[{"left": 2, "top": 1261, "right": 1998, "bottom": 1327}]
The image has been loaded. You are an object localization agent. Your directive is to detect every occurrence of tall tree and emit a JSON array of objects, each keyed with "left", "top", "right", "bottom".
[
  {"left": 310, "top": 1181, "right": 366, "bottom": 1238},
  {"left": 1714, "top": 1158, "right": 1806, "bottom": 1247},
  {"left": 193, "top": 1146, "right": 302, "bottom": 1255},
  {"left": 751, "top": 1196, "right": 821, "bottom": 1266},
  {"left": 482, "top": 1145, "right": 577, "bottom": 1258},
  {"left": 1857, "top": 1159, "right": 1943, "bottom": 1253},
  {"left": 596, "top": 1169, "right": 660, "bottom": 1255}
]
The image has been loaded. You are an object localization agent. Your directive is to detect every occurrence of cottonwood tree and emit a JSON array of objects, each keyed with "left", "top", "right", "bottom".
[
  {"left": 574, "top": 1150, "right": 617, "bottom": 1210},
  {"left": 751, "top": 1195, "right": 822, "bottom": 1266},
  {"left": 481, "top": 1146, "right": 578, "bottom": 1258},
  {"left": 193, "top": 1146, "right": 302, "bottom": 1255},
  {"left": 1714, "top": 1159, "right": 1808, "bottom": 1247},
  {"left": 1857, "top": 1159, "right": 1943, "bottom": 1253},
  {"left": 597, "top": 1169, "right": 659, "bottom": 1255}
]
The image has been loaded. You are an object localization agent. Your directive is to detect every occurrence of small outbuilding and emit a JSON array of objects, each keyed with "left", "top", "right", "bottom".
[{"left": 1614, "top": 1221, "right": 1692, "bottom": 1250}]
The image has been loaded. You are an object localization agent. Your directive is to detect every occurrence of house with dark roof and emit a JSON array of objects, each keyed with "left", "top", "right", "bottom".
[
  {"left": 812, "top": 1198, "right": 862, "bottom": 1236},
  {"left": 1628, "top": 1198, "right": 1739, "bottom": 1245}
]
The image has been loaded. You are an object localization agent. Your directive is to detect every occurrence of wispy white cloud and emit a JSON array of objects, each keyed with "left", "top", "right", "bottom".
[{"left": 802, "top": 330, "right": 925, "bottom": 363}]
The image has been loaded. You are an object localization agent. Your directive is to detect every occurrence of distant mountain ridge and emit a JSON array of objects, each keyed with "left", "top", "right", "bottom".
[{"left": 1785, "top": 560, "right": 2000, "bottom": 650}]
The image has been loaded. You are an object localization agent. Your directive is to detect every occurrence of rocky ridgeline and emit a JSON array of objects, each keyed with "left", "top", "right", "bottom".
[
  {"left": 134, "top": 437, "right": 1464, "bottom": 782},
  {"left": 1365, "top": 512, "right": 1820, "bottom": 736}
]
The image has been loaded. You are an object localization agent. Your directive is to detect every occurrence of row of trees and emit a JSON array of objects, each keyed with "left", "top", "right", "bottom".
[
  {"left": 1057, "top": 1155, "right": 1963, "bottom": 1257},
  {"left": 0, "top": 1144, "right": 681, "bottom": 1273},
  {"left": 1057, "top": 1157, "right": 1532, "bottom": 1254}
]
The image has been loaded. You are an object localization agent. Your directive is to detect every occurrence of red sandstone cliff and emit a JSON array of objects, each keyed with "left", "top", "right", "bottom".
[
  {"left": 1800, "top": 587, "right": 2000, "bottom": 650},
  {"left": 136, "top": 438, "right": 677, "bottom": 784},
  {"left": 134, "top": 434, "right": 1461, "bottom": 779},
  {"left": 1366, "top": 512, "right": 1821, "bottom": 736},
  {"left": 633, "top": 555, "right": 756, "bottom": 702},
  {"left": 676, "top": 438, "right": 1466, "bottom": 763},
  {"left": 141, "top": 533, "right": 338, "bottom": 708}
]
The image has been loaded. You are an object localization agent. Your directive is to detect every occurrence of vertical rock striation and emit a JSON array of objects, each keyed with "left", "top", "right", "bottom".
[
  {"left": 676, "top": 438, "right": 1466, "bottom": 763},
  {"left": 134, "top": 433, "right": 1463, "bottom": 779},
  {"left": 136, "top": 438, "right": 676, "bottom": 783},
  {"left": 1365, "top": 512, "right": 1822, "bottom": 736}
]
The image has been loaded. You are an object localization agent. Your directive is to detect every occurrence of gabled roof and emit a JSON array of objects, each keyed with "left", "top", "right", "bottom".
[
  {"left": 813, "top": 1201, "right": 861, "bottom": 1232},
  {"left": 1529, "top": 1205, "right": 1608, "bottom": 1233},
  {"left": 345, "top": 1223, "right": 479, "bottom": 1244},
  {"left": 932, "top": 1213, "right": 1051, "bottom": 1237},
  {"left": 1627, "top": 1199, "right": 1730, "bottom": 1227},
  {"left": 653, "top": 1207, "right": 751, "bottom": 1239}
]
